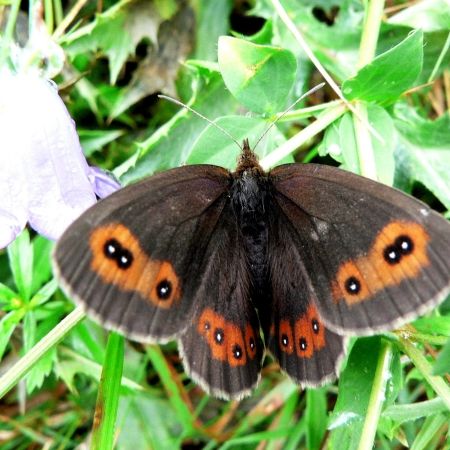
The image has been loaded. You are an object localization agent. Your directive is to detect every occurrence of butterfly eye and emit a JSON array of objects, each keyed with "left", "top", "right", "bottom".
[
  {"left": 384, "top": 245, "right": 401, "bottom": 264},
  {"left": 103, "top": 239, "right": 133, "bottom": 269},
  {"left": 214, "top": 328, "right": 225, "bottom": 345},
  {"left": 118, "top": 248, "right": 133, "bottom": 269},
  {"left": 156, "top": 279, "right": 172, "bottom": 300},
  {"left": 104, "top": 238, "right": 120, "bottom": 257},
  {"left": 384, "top": 233, "right": 415, "bottom": 265},
  {"left": 396, "top": 235, "right": 414, "bottom": 255},
  {"left": 232, "top": 344, "right": 243, "bottom": 360},
  {"left": 299, "top": 337, "right": 308, "bottom": 351},
  {"left": 311, "top": 319, "right": 320, "bottom": 334},
  {"left": 345, "top": 276, "right": 361, "bottom": 295}
]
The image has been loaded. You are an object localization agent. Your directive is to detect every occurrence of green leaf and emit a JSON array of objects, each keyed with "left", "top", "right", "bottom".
[
  {"left": 26, "top": 347, "right": 56, "bottom": 393},
  {"left": 383, "top": 398, "right": 448, "bottom": 424},
  {"left": 388, "top": 0, "right": 450, "bottom": 32},
  {"left": 410, "top": 414, "right": 448, "bottom": 450},
  {"left": 218, "top": 36, "right": 297, "bottom": 113},
  {"left": 413, "top": 316, "right": 450, "bottom": 337},
  {"left": 23, "top": 311, "right": 36, "bottom": 353},
  {"left": 0, "top": 282, "right": 18, "bottom": 306},
  {"left": 320, "top": 105, "right": 396, "bottom": 185},
  {"left": 433, "top": 337, "right": 450, "bottom": 376},
  {"left": 31, "top": 236, "right": 53, "bottom": 295},
  {"left": 195, "top": 0, "right": 232, "bottom": 60},
  {"left": 186, "top": 115, "right": 290, "bottom": 169},
  {"left": 394, "top": 108, "right": 450, "bottom": 210},
  {"left": 62, "top": 0, "right": 162, "bottom": 84},
  {"left": 305, "top": 388, "right": 327, "bottom": 450},
  {"left": 329, "top": 337, "right": 396, "bottom": 450},
  {"left": 342, "top": 30, "right": 423, "bottom": 104},
  {"left": 0, "top": 310, "right": 25, "bottom": 360},
  {"left": 146, "top": 345, "right": 194, "bottom": 433},
  {"left": 79, "top": 129, "right": 126, "bottom": 157},
  {"left": 122, "top": 70, "right": 240, "bottom": 184},
  {"left": 29, "top": 279, "right": 58, "bottom": 308},
  {"left": 7, "top": 229, "right": 33, "bottom": 301},
  {"left": 91, "top": 332, "right": 125, "bottom": 450},
  {"left": 116, "top": 394, "right": 182, "bottom": 450}
]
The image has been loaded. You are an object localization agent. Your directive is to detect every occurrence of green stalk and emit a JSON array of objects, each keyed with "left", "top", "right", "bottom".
[
  {"left": 357, "top": 0, "right": 385, "bottom": 69},
  {"left": 352, "top": 0, "right": 385, "bottom": 180},
  {"left": 357, "top": 341, "right": 392, "bottom": 450},
  {"left": 0, "top": 306, "right": 85, "bottom": 400},
  {"left": 399, "top": 337, "right": 450, "bottom": 410},
  {"left": 260, "top": 102, "right": 347, "bottom": 170},
  {"left": 0, "top": 0, "right": 22, "bottom": 68},
  {"left": 91, "top": 333, "right": 125, "bottom": 450}
]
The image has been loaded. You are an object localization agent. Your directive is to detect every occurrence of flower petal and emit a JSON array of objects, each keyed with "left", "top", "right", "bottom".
[
  {"left": 88, "top": 166, "right": 121, "bottom": 198},
  {"left": 0, "top": 209, "right": 26, "bottom": 248}
]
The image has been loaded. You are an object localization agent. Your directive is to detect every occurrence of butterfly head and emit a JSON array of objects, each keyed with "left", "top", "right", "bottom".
[{"left": 235, "top": 139, "right": 265, "bottom": 177}]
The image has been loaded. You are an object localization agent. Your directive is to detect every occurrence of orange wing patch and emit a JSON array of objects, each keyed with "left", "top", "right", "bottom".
[
  {"left": 331, "top": 221, "right": 430, "bottom": 305},
  {"left": 275, "top": 305, "right": 325, "bottom": 359},
  {"left": 197, "top": 308, "right": 259, "bottom": 367},
  {"left": 89, "top": 224, "right": 181, "bottom": 308}
]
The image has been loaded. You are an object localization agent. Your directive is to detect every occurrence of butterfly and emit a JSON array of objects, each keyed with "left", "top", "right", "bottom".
[{"left": 53, "top": 140, "right": 450, "bottom": 400}]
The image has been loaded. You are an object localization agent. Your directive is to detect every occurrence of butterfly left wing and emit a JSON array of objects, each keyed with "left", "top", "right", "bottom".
[
  {"left": 259, "top": 206, "right": 346, "bottom": 387},
  {"left": 179, "top": 202, "right": 264, "bottom": 400},
  {"left": 53, "top": 165, "right": 232, "bottom": 343},
  {"left": 269, "top": 163, "right": 450, "bottom": 335}
]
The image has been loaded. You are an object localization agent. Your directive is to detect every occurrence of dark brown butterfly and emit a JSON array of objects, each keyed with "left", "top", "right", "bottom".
[{"left": 53, "top": 140, "right": 450, "bottom": 399}]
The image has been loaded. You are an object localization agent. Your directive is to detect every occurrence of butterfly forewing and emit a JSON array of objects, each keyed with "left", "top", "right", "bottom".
[
  {"left": 54, "top": 165, "right": 231, "bottom": 342},
  {"left": 270, "top": 164, "right": 450, "bottom": 335}
]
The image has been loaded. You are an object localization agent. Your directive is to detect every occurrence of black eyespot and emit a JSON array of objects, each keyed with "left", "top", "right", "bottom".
[
  {"left": 299, "top": 337, "right": 308, "bottom": 351},
  {"left": 214, "top": 328, "right": 224, "bottom": 345},
  {"left": 204, "top": 321, "right": 210, "bottom": 331},
  {"left": 312, "top": 319, "right": 320, "bottom": 334},
  {"left": 156, "top": 279, "right": 172, "bottom": 300},
  {"left": 384, "top": 244, "right": 401, "bottom": 264},
  {"left": 281, "top": 334, "right": 289, "bottom": 347},
  {"left": 249, "top": 337, "right": 255, "bottom": 350},
  {"left": 345, "top": 276, "right": 361, "bottom": 294},
  {"left": 396, "top": 235, "right": 414, "bottom": 255},
  {"left": 118, "top": 248, "right": 133, "bottom": 269},
  {"left": 232, "top": 344, "right": 243, "bottom": 360},
  {"left": 104, "top": 239, "right": 121, "bottom": 259}
]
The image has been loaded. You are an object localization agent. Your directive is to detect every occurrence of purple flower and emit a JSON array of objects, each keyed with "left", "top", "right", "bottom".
[{"left": 0, "top": 72, "right": 120, "bottom": 248}]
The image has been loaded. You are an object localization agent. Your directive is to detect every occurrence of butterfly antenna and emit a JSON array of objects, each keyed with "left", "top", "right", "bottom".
[
  {"left": 158, "top": 94, "right": 242, "bottom": 151},
  {"left": 253, "top": 82, "right": 326, "bottom": 151}
]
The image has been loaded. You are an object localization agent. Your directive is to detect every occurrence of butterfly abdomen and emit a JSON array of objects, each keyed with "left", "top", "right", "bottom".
[{"left": 231, "top": 169, "right": 271, "bottom": 291}]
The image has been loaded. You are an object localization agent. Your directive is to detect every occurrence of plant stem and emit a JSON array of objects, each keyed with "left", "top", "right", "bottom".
[
  {"left": 91, "top": 333, "right": 124, "bottom": 450},
  {"left": 260, "top": 102, "right": 347, "bottom": 170},
  {"left": 352, "top": 0, "right": 385, "bottom": 181},
  {"left": 0, "top": 306, "right": 85, "bottom": 400},
  {"left": 399, "top": 337, "right": 450, "bottom": 410},
  {"left": 0, "top": 0, "right": 22, "bottom": 68},
  {"left": 357, "top": 341, "right": 392, "bottom": 450},
  {"left": 358, "top": 0, "right": 385, "bottom": 69}
]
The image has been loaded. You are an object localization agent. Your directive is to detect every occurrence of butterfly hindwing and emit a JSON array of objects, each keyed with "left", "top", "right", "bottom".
[
  {"left": 179, "top": 203, "right": 264, "bottom": 399},
  {"left": 54, "top": 165, "right": 231, "bottom": 342},
  {"left": 261, "top": 206, "right": 346, "bottom": 386},
  {"left": 270, "top": 164, "right": 450, "bottom": 335}
]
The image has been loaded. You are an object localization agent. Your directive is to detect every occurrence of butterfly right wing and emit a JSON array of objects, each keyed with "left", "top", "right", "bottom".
[{"left": 262, "top": 205, "right": 347, "bottom": 387}]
